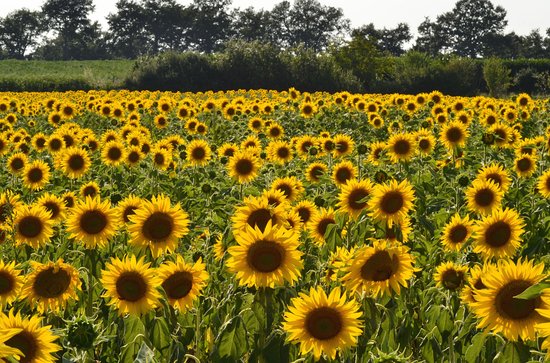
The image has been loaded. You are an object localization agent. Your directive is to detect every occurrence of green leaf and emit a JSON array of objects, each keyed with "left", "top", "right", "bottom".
[
  {"left": 514, "top": 281, "right": 550, "bottom": 300},
  {"left": 465, "top": 333, "right": 486, "bottom": 363},
  {"left": 124, "top": 315, "right": 145, "bottom": 343},
  {"left": 149, "top": 318, "right": 171, "bottom": 357},
  {"left": 495, "top": 342, "right": 531, "bottom": 363},
  {"left": 135, "top": 343, "right": 156, "bottom": 363},
  {"left": 218, "top": 318, "right": 247, "bottom": 359}
]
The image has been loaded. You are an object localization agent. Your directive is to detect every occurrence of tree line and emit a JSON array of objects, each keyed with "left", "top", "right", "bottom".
[{"left": 1, "top": 0, "right": 549, "bottom": 61}]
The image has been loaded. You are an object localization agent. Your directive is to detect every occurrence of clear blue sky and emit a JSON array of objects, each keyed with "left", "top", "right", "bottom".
[{"left": 3, "top": 0, "right": 549, "bottom": 36}]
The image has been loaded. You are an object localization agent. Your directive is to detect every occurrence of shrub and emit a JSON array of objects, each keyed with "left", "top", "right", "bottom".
[{"left": 483, "top": 58, "right": 511, "bottom": 97}]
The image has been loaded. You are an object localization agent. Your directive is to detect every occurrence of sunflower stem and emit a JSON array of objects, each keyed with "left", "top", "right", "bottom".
[{"left": 87, "top": 248, "right": 97, "bottom": 317}]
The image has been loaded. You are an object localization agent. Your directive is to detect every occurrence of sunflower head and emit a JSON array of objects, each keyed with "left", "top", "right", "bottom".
[{"left": 434, "top": 262, "right": 468, "bottom": 291}]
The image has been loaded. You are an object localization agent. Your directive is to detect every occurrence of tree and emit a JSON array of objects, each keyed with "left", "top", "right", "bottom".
[
  {"left": 188, "top": 0, "right": 233, "bottom": 53},
  {"left": 483, "top": 57, "right": 511, "bottom": 96},
  {"left": 0, "top": 9, "right": 45, "bottom": 59},
  {"left": 520, "top": 30, "right": 547, "bottom": 58},
  {"left": 232, "top": 7, "right": 273, "bottom": 43},
  {"left": 414, "top": 0, "right": 507, "bottom": 57},
  {"left": 353, "top": 23, "right": 412, "bottom": 56},
  {"left": 482, "top": 32, "right": 522, "bottom": 58},
  {"left": 106, "top": 0, "right": 150, "bottom": 58},
  {"left": 142, "top": 0, "right": 193, "bottom": 53}
]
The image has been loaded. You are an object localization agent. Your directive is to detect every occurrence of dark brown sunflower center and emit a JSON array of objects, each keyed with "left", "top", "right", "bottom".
[
  {"left": 485, "top": 221, "right": 512, "bottom": 247},
  {"left": 43, "top": 202, "right": 60, "bottom": 219},
  {"left": 419, "top": 139, "right": 430, "bottom": 150},
  {"left": 361, "top": 250, "right": 397, "bottom": 281},
  {"left": 68, "top": 154, "right": 85, "bottom": 171},
  {"left": 80, "top": 210, "right": 108, "bottom": 235},
  {"left": 393, "top": 140, "right": 411, "bottom": 155},
  {"left": 191, "top": 147, "right": 206, "bottom": 160},
  {"left": 446, "top": 127, "right": 463, "bottom": 143},
  {"left": 474, "top": 188, "right": 495, "bottom": 207},
  {"left": 335, "top": 168, "right": 352, "bottom": 183},
  {"left": 63, "top": 196, "right": 75, "bottom": 208},
  {"left": 142, "top": 212, "right": 173, "bottom": 242},
  {"left": 449, "top": 225, "right": 468, "bottom": 244},
  {"left": 316, "top": 218, "right": 335, "bottom": 238},
  {"left": 310, "top": 166, "right": 325, "bottom": 181},
  {"left": 494, "top": 129, "right": 507, "bottom": 141},
  {"left": 474, "top": 278, "right": 486, "bottom": 290},
  {"left": 270, "top": 127, "right": 281, "bottom": 137},
  {"left": 50, "top": 139, "right": 62, "bottom": 150},
  {"left": 348, "top": 188, "right": 369, "bottom": 210},
  {"left": 123, "top": 206, "right": 138, "bottom": 223},
  {"left": 495, "top": 280, "right": 540, "bottom": 320},
  {"left": 10, "top": 158, "right": 24, "bottom": 171},
  {"left": 305, "top": 307, "right": 343, "bottom": 340},
  {"left": 380, "top": 191, "right": 404, "bottom": 214},
  {"left": 516, "top": 158, "right": 532, "bottom": 172},
  {"left": 275, "top": 184, "right": 293, "bottom": 199},
  {"left": 336, "top": 142, "right": 349, "bottom": 153},
  {"left": 33, "top": 267, "right": 71, "bottom": 298},
  {"left": 128, "top": 151, "right": 140, "bottom": 163},
  {"left": 300, "top": 141, "right": 313, "bottom": 153},
  {"left": 247, "top": 240, "right": 284, "bottom": 273},
  {"left": 116, "top": 271, "right": 148, "bottom": 302},
  {"left": 486, "top": 173, "right": 502, "bottom": 187},
  {"left": 235, "top": 159, "right": 253, "bottom": 175},
  {"left": 83, "top": 186, "right": 97, "bottom": 197},
  {"left": 27, "top": 168, "right": 43, "bottom": 183},
  {"left": 154, "top": 153, "right": 165, "bottom": 165},
  {"left": 246, "top": 208, "right": 275, "bottom": 232},
  {"left": 277, "top": 147, "right": 289, "bottom": 158},
  {"left": 297, "top": 207, "right": 311, "bottom": 224},
  {"left": 0, "top": 270, "right": 15, "bottom": 294},
  {"left": 545, "top": 177, "right": 550, "bottom": 192},
  {"left": 107, "top": 147, "right": 122, "bottom": 161},
  {"left": 18, "top": 216, "right": 43, "bottom": 238},
  {"left": 302, "top": 105, "right": 313, "bottom": 114},
  {"left": 441, "top": 269, "right": 465, "bottom": 290},
  {"left": 162, "top": 271, "right": 193, "bottom": 299},
  {"left": 6, "top": 331, "right": 37, "bottom": 363}
]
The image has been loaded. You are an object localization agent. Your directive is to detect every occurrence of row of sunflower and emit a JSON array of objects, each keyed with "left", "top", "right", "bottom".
[{"left": 0, "top": 89, "right": 549, "bottom": 362}]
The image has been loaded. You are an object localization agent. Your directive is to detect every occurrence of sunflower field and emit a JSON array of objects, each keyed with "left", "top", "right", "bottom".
[{"left": 0, "top": 89, "right": 549, "bottom": 362}]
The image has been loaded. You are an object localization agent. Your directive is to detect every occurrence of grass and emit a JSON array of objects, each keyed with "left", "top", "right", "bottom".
[{"left": 0, "top": 59, "right": 135, "bottom": 91}]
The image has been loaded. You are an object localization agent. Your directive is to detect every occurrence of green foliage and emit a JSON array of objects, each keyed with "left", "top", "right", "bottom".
[{"left": 483, "top": 57, "right": 512, "bottom": 97}]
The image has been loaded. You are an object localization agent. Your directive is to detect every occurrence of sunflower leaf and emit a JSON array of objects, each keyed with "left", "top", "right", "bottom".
[{"left": 513, "top": 281, "right": 550, "bottom": 300}]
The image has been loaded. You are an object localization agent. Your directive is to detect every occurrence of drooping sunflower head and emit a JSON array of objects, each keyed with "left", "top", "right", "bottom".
[
  {"left": 472, "top": 258, "right": 549, "bottom": 342},
  {"left": 21, "top": 259, "right": 81, "bottom": 313},
  {"left": 66, "top": 196, "right": 117, "bottom": 249},
  {"left": 465, "top": 178, "right": 503, "bottom": 215},
  {"left": 227, "top": 221, "right": 303, "bottom": 288},
  {"left": 0, "top": 310, "right": 61, "bottom": 363},
  {"left": 128, "top": 194, "right": 190, "bottom": 257},
  {"left": 337, "top": 178, "right": 374, "bottom": 219},
  {"left": 100, "top": 255, "right": 161, "bottom": 316},
  {"left": 473, "top": 208, "right": 524, "bottom": 260},
  {"left": 343, "top": 240, "right": 416, "bottom": 297},
  {"left": 282, "top": 287, "right": 362, "bottom": 360},
  {"left": 434, "top": 262, "right": 468, "bottom": 291},
  {"left": 368, "top": 179, "right": 415, "bottom": 228},
  {"left": 158, "top": 256, "right": 209, "bottom": 312}
]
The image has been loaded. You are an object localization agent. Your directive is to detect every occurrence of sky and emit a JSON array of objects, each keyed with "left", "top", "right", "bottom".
[{"left": 2, "top": 0, "right": 549, "bottom": 37}]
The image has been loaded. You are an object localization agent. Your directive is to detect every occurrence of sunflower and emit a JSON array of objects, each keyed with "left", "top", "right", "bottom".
[
  {"left": 22, "top": 160, "right": 50, "bottom": 191},
  {"left": 47, "top": 135, "right": 65, "bottom": 153},
  {"left": 537, "top": 170, "right": 550, "bottom": 198},
  {"left": 337, "top": 179, "right": 374, "bottom": 219},
  {"left": 21, "top": 259, "right": 81, "bottom": 313},
  {"left": 293, "top": 200, "right": 318, "bottom": 229},
  {"left": 308, "top": 207, "right": 336, "bottom": 245},
  {"left": 227, "top": 149, "right": 261, "bottom": 184},
  {"left": 248, "top": 117, "right": 264, "bottom": 132},
  {"left": 101, "top": 141, "right": 126, "bottom": 167},
  {"left": 326, "top": 246, "right": 355, "bottom": 282},
  {"left": 471, "top": 258, "right": 550, "bottom": 341},
  {"left": 128, "top": 194, "right": 190, "bottom": 257},
  {"left": 489, "top": 123, "right": 512, "bottom": 147},
  {"left": 332, "top": 134, "right": 355, "bottom": 158},
  {"left": 261, "top": 189, "right": 289, "bottom": 208},
  {"left": 270, "top": 176, "right": 304, "bottom": 202},
  {"left": 440, "top": 214, "right": 473, "bottom": 251},
  {"left": 300, "top": 102, "right": 317, "bottom": 118},
  {"left": 460, "top": 264, "right": 496, "bottom": 305},
  {"left": 476, "top": 163, "right": 511, "bottom": 192},
  {"left": 125, "top": 146, "right": 144, "bottom": 167},
  {"left": 266, "top": 140, "right": 293, "bottom": 164},
  {"left": 440, "top": 120, "right": 469, "bottom": 150},
  {"left": 368, "top": 141, "right": 386, "bottom": 165},
  {"left": 514, "top": 153, "right": 537, "bottom": 178},
  {"left": 58, "top": 147, "right": 91, "bottom": 179},
  {"left": 465, "top": 179, "right": 503, "bottom": 215},
  {"left": 100, "top": 255, "right": 161, "bottom": 316},
  {"left": 0, "top": 310, "right": 61, "bottom": 363},
  {"left": 295, "top": 135, "right": 317, "bottom": 159},
  {"left": 232, "top": 195, "right": 286, "bottom": 236},
  {"left": 116, "top": 194, "right": 143, "bottom": 225},
  {"left": 434, "top": 262, "right": 468, "bottom": 291},
  {"left": 0, "top": 260, "right": 23, "bottom": 307},
  {"left": 343, "top": 240, "right": 416, "bottom": 297},
  {"left": 332, "top": 160, "right": 357, "bottom": 187},
  {"left": 368, "top": 179, "right": 415, "bottom": 228},
  {"left": 305, "top": 162, "right": 328, "bottom": 183},
  {"left": 267, "top": 123, "right": 284, "bottom": 139},
  {"left": 0, "top": 192, "right": 21, "bottom": 227},
  {"left": 473, "top": 208, "right": 524, "bottom": 259},
  {"left": 150, "top": 147, "right": 172, "bottom": 171},
  {"left": 80, "top": 181, "right": 100, "bottom": 199},
  {"left": 158, "top": 256, "right": 209, "bottom": 312},
  {"left": 66, "top": 196, "right": 117, "bottom": 249},
  {"left": 416, "top": 134, "right": 436, "bottom": 156},
  {"left": 0, "top": 327, "right": 23, "bottom": 361},
  {"left": 7, "top": 152, "right": 28, "bottom": 174},
  {"left": 62, "top": 191, "right": 77, "bottom": 209},
  {"left": 12, "top": 205, "right": 54, "bottom": 248},
  {"left": 36, "top": 193, "right": 66, "bottom": 223},
  {"left": 227, "top": 221, "right": 302, "bottom": 288},
  {"left": 282, "top": 287, "right": 362, "bottom": 360},
  {"left": 186, "top": 139, "right": 212, "bottom": 167},
  {"left": 386, "top": 133, "right": 416, "bottom": 163}
]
